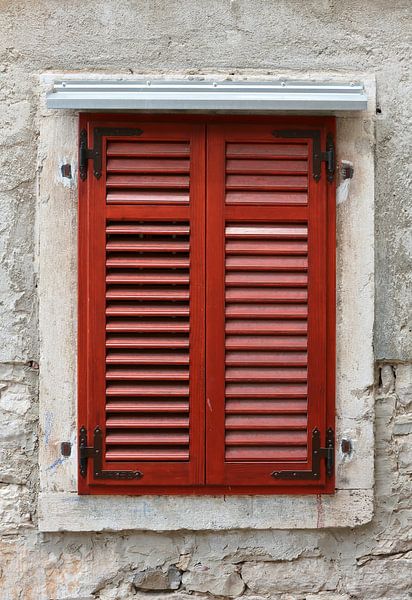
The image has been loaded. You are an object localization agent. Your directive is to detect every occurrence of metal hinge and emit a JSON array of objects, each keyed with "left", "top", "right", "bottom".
[
  {"left": 321, "top": 133, "right": 335, "bottom": 183},
  {"left": 79, "top": 126, "right": 143, "bottom": 181},
  {"left": 79, "top": 426, "right": 143, "bottom": 480},
  {"left": 271, "top": 427, "right": 334, "bottom": 480},
  {"left": 272, "top": 129, "right": 335, "bottom": 182}
]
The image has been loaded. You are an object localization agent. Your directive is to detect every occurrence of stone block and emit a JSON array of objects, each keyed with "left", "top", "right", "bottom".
[
  {"left": 395, "top": 364, "right": 412, "bottom": 408},
  {"left": 241, "top": 558, "right": 339, "bottom": 595},
  {"left": 133, "top": 566, "right": 181, "bottom": 591},
  {"left": 182, "top": 563, "right": 245, "bottom": 597}
]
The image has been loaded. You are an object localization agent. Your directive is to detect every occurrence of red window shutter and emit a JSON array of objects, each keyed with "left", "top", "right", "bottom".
[
  {"left": 78, "top": 118, "right": 205, "bottom": 493},
  {"left": 206, "top": 121, "right": 335, "bottom": 492},
  {"left": 78, "top": 116, "right": 335, "bottom": 495}
]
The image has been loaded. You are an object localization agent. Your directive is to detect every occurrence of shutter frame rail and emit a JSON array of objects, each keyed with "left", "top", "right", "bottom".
[
  {"left": 271, "top": 427, "right": 334, "bottom": 480},
  {"left": 79, "top": 425, "right": 144, "bottom": 480}
]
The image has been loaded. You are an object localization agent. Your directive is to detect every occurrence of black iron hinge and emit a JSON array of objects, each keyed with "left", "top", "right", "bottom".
[
  {"left": 271, "top": 427, "right": 334, "bottom": 480},
  {"left": 272, "top": 129, "right": 335, "bottom": 183},
  {"left": 79, "top": 126, "right": 143, "bottom": 181},
  {"left": 79, "top": 426, "right": 143, "bottom": 480}
]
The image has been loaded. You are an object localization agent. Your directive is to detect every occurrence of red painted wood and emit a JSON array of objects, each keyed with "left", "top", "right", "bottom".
[
  {"left": 226, "top": 159, "right": 308, "bottom": 174},
  {"left": 107, "top": 157, "right": 190, "bottom": 173},
  {"left": 78, "top": 119, "right": 206, "bottom": 490},
  {"left": 226, "top": 142, "right": 308, "bottom": 158},
  {"left": 226, "top": 191, "right": 308, "bottom": 206},
  {"left": 79, "top": 114, "right": 335, "bottom": 495},
  {"left": 205, "top": 120, "right": 335, "bottom": 489}
]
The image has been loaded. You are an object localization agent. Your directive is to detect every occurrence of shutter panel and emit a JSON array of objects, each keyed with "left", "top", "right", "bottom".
[
  {"left": 79, "top": 116, "right": 334, "bottom": 495},
  {"left": 78, "top": 119, "right": 205, "bottom": 492},
  {"left": 206, "top": 121, "right": 335, "bottom": 491}
]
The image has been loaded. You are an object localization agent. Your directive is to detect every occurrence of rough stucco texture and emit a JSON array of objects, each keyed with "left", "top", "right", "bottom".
[{"left": 0, "top": 1, "right": 411, "bottom": 599}]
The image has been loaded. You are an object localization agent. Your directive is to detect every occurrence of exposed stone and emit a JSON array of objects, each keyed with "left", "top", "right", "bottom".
[
  {"left": 393, "top": 415, "right": 412, "bottom": 436},
  {"left": 346, "top": 553, "right": 412, "bottom": 597},
  {"left": 397, "top": 437, "right": 412, "bottom": 474},
  {"left": 182, "top": 563, "right": 245, "bottom": 597},
  {"left": 305, "top": 595, "right": 350, "bottom": 600},
  {"left": 241, "top": 558, "right": 339, "bottom": 595},
  {"left": 133, "top": 566, "right": 181, "bottom": 591},
  {"left": 380, "top": 364, "right": 396, "bottom": 394},
  {"left": 395, "top": 364, "right": 412, "bottom": 408},
  {"left": 0, "top": 483, "right": 33, "bottom": 533}
]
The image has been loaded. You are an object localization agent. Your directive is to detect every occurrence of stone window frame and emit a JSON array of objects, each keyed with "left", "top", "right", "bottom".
[{"left": 36, "top": 72, "right": 376, "bottom": 532}]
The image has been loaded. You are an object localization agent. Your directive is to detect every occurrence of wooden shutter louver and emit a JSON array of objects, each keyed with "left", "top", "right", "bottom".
[
  {"left": 79, "top": 116, "right": 335, "bottom": 495},
  {"left": 105, "top": 220, "right": 191, "bottom": 462},
  {"left": 224, "top": 221, "right": 309, "bottom": 463}
]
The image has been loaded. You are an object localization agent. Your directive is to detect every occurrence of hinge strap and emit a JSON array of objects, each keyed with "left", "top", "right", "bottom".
[
  {"left": 79, "top": 126, "right": 143, "bottom": 181},
  {"left": 272, "top": 129, "right": 335, "bottom": 182},
  {"left": 271, "top": 427, "right": 334, "bottom": 480},
  {"left": 79, "top": 426, "right": 143, "bottom": 480}
]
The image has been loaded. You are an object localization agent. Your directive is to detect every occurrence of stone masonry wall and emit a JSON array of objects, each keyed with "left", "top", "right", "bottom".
[{"left": 0, "top": 1, "right": 411, "bottom": 598}]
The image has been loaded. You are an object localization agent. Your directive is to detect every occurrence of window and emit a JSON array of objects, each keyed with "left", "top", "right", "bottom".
[{"left": 78, "top": 115, "right": 335, "bottom": 495}]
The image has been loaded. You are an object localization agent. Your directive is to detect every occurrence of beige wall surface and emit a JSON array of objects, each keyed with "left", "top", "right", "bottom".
[{"left": 0, "top": 1, "right": 411, "bottom": 599}]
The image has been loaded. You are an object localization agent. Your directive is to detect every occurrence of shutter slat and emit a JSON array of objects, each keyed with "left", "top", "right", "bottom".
[
  {"left": 106, "top": 351, "right": 189, "bottom": 364},
  {"left": 226, "top": 335, "right": 307, "bottom": 350},
  {"left": 226, "top": 430, "right": 307, "bottom": 443},
  {"left": 107, "top": 174, "right": 189, "bottom": 189},
  {"left": 226, "top": 288, "right": 307, "bottom": 303},
  {"left": 106, "top": 432, "right": 189, "bottom": 444},
  {"left": 226, "top": 383, "right": 307, "bottom": 398},
  {"left": 106, "top": 335, "right": 189, "bottom": 349},
  {"left": 106, "top": 384, "right": 189, "bottom": 396},
  {"left": 226, "top": 304, "right": 307, "bottom": 318},
  {"left": 226, "top": 240, "right": 307, "bottom": 254},
  {"left": 226, "top": 159, "right": 307, "bottom": 174},
  {"left": 107, "top": 190, "right": 190, "bottom": 204},
  {"left": 107, "top": 157, "right": 190, "bottom": 173},
  {"left": 226, "top": 256, "right": 307, "bottom": 270},
  {"left": 226, "top": 320, "right": 307, "bottom": 335},
  {"left": 226, "top": 398, "right": 307, "bottom": 413},
  {"left": 225, "top": 415, "right": 307, "bottom": 429},
  {"left": 107, "top": 141, "right": 190, "bottom": 157},
  {"left": 106, "top": 449, "right": 189, "bottom": 460},
  {"left": 106, "top": 304, "right": 190, "bottom": 317},
  {"left": 106, "top": 320, "right": 190, "bottom": 333},
  {"left": 106, "top": 400, "right": 189, "bottom": 412},
  {"left": 226, "top": 367, "right": 307, "bottom": 382},
  {"left": 106, "top": 256, "right": 190, "bottom": 268},
  {"left": 106, "top": 240, "right": 190, "bottom": 252},
  {"left": 107, "top": 416, "right": 189, "bottom": 428},
  {"left": 226, "top": 191, "right": 308, "bottom": 206},
  {"left": 226, "top": 143, "right": 308, "bottom": 159},
  {"left": 226, "top": 272, "right": 307, "bottom": 286},
  {"left": 107, "top": 272, "right": 189, "bottom": 285},
  {"left": 226, "top": 174, "right": 307, "bottom": 191},
  {"left": 106, "top": 368, "right": 189, "bottom": 381},
  {"left": 225, "top": 447, "right": 307, "bottom": 461},
  {"left": 226, "top": 351, "right": 307, "bottom": 366},
  {"left": 106, "top": 223, "right": 190, "bottom": 235},
  {"left": 225, "top": 225, "right": 307, "bottom": 238},
  {"left": 107, "top": 287, "right": 190, "bottom": 301}
]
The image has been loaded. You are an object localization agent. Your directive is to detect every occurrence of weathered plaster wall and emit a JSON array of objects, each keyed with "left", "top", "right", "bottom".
[{"left": 0, "top": 1, "right": 411, "bottom": 599}]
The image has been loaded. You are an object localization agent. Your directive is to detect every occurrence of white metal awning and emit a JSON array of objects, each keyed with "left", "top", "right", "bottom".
[{"left": 46, "top": 79, "right": 367, "bottom": 112}]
